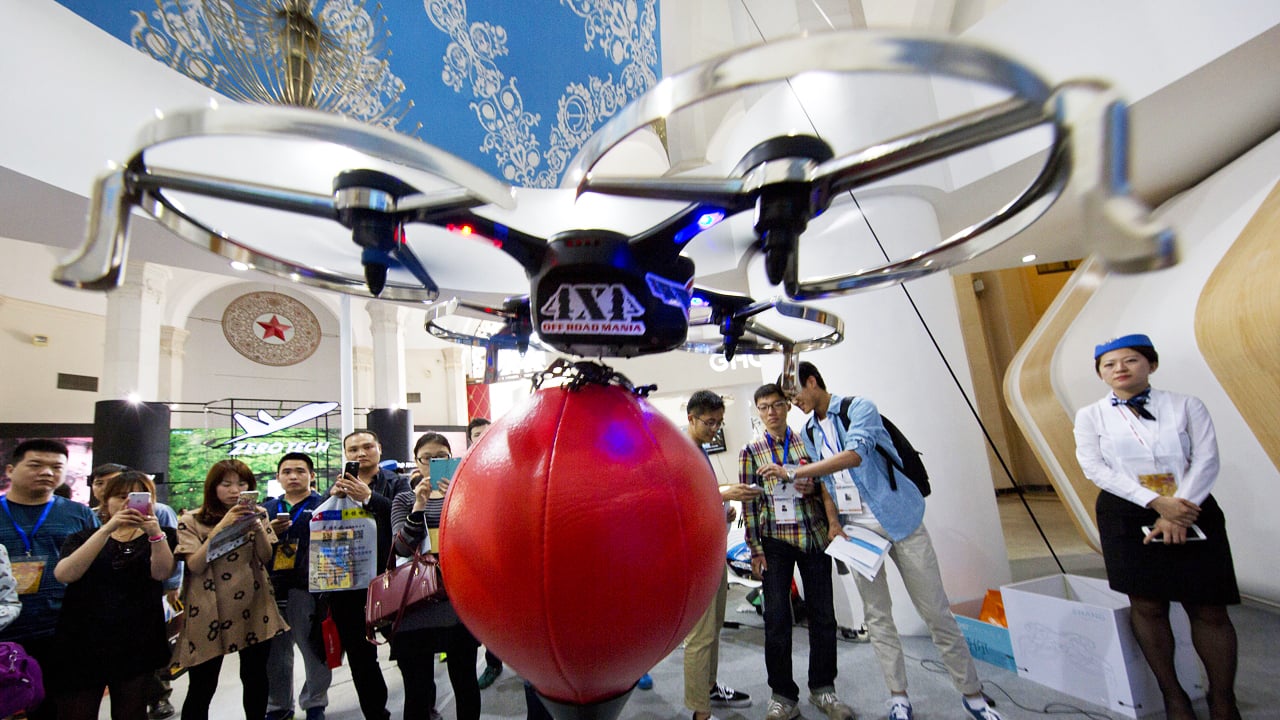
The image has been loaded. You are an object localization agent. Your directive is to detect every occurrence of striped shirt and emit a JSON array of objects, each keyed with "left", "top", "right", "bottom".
[{"left": 739, "top": 428, "right": 829, "bottom": 556}]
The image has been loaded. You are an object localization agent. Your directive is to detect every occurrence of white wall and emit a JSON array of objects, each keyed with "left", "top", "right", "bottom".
[
  {"left": 1055, "top": 129, "right": 1280, "bottom": 605},
  {"left": 180, "top": 282, "right": 341, "bottom": 404}
]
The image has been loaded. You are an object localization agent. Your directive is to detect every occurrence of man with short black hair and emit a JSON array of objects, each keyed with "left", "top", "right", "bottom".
[
  {"left": 741, "top": 383, "right": 844, "bottom": 720},
  {"left": 683, "top": 390, "right": 761, "bottom": 720},
  {"left": 325, "top": 429, "right": 409, "bottom": 720},
  {"left": 265, "top": 452, "right": 331, "bottom": 720},
  {"left": 776, "top": 362, "right": 1001, "bottom": 720},
  {"left": 1, "top": 439, "right": 99, "bottom": 720}
]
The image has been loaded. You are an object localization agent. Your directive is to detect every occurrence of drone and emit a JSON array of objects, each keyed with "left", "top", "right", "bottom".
[{"left": 55, "top": 32, "right": 1175, "bottom": 376}]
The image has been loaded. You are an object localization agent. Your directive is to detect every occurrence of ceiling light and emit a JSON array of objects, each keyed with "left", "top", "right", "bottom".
[
  {"left": 1022, "top": 254, "right": 1037, "bottom": 263},
  {"left": 230, "top": 260, "right": 250, "bottom": 271},
  {"left": 126, "top": 392, "right": 142, "bottom": 404}
]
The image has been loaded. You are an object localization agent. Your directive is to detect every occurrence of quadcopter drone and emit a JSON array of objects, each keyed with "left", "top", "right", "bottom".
[{"left": 55, "top": 32, "right": 1175, "bottom": 374}]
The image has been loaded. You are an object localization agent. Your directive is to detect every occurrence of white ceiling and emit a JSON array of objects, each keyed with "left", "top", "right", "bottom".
[{"left": 3, "top": 0, "right": 1280, "bottom": 320}]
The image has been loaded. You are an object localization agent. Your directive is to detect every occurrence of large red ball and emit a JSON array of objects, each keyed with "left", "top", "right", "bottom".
[{"left": 440, "top": 383, "right": 725, "bottom": 705}]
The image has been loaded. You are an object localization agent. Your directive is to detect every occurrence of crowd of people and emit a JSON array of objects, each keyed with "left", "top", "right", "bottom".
[{"left": 0, "top": 335, "right": 1242, "bottom": 720}]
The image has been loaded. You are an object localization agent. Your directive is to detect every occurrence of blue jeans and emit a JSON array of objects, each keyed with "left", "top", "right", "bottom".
[{"left": 761, "top": 536, "right": 838, "bottom": 702}]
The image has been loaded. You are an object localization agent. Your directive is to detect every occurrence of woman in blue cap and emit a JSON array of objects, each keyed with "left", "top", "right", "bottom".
[{"left": 1073, "top": 334, "right": 1240, "bottom": 720}]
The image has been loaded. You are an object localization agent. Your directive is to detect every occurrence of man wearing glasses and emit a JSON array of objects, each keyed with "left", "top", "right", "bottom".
[
  {"left": 682, "top": 390, "right": 762, "bottom": 720},
  {"left": 740, "top": 383, "right": 848, "bottom": 720}
]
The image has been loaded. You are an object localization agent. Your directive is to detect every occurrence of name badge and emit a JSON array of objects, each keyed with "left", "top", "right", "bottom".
[
  {"left": 771, "top": 480, "right": 799, "bottom": 525},
  {"left": 12, "top": 556, "right": 48, "bottom": 595},
  {"left": 273, "top": 539, "right": 299, "bottom": 571},
  {"left": 1138, "top": 473, "right": 1177, "bottom": 497}
]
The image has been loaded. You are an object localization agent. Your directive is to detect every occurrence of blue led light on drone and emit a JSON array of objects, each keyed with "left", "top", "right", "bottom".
[{"left": 674, "top": 208, "right": 727, "bottom": 245}]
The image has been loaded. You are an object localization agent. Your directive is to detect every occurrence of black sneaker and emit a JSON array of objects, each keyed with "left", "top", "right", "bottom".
[
  {"left": 710, "top": 683, "right": 751, "bottom": 708},
  {"left": 148, "top": 701, "right": 176, "bottom": 720}
]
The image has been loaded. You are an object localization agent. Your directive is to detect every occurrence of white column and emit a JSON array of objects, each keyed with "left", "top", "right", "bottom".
[
  {"left": 366, "top": 301, "right": 407, "bottom": 410},
  {"left": 102, "top": 261, "right": 170, "bottom": 400},
  {"left": 440, "top": 346, "right": 469, "bottom": 425},
  {"left": 158, "top": 325, "right": 189, "bottom": 403}
]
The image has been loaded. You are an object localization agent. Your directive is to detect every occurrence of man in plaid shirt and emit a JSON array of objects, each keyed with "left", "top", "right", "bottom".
[{"left": 741, "top": 383, "right": 850, "bottom": 720}]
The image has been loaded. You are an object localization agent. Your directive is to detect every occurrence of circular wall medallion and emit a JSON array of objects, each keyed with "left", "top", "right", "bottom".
[{"left": 222, "top": 291, "right": 322, "bottom": 366}]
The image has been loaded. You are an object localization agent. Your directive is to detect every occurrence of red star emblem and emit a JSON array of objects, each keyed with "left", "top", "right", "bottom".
[{"left": 257, "top": 315, "right": 292, "bottom": 341}]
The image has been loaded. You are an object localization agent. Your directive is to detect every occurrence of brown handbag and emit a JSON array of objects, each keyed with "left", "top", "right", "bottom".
[{"left": 365, "top": 545, "right": 444, "bottom": 643}]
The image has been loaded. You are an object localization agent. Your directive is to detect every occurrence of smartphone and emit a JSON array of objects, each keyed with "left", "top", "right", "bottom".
[
  {"left": 429, "top": 457, "right": 462, "bottom": 492},
  {"left": 1141, "top": 523, "right": 1206, "bottom": 542},
  {"left": 343, "top": 461, "right": 361, "bottom": 479},
  {"left": 238, "top": 490, "right": 259, "bottom": 507},
  {"left": 126, "top": 491, "right": 151, "bottom": 515}
]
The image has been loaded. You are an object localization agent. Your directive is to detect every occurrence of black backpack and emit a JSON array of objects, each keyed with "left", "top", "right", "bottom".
[{"left": 805, "top": 396, "right": 931, "bottom": 498}]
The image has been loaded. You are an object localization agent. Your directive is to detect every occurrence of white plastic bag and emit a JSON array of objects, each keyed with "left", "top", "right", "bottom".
[{"left": 308, "top": 494, "right": 377, "bottom": 592}]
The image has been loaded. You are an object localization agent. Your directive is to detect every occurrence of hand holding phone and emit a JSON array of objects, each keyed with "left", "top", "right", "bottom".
[
  {"left": 344, "top": 461, "right": 361, "bottom": 479},
  {"left": 429, "top": 457, "right": 462, "bottom": 492},
  {"left": 126, "top": 491, "right": 151, "bottom": 516},
  {"left": 238, "top": 490, "right": 259, "bottom": 508}
]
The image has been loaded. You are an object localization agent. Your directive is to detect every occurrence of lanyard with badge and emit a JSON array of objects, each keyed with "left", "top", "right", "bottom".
[
  {"left": 767, "top": 430, "right": 799, "bottom": 524},
  {"left": 1113, "top": 400, "right": 1178, "bottom": 497},
  {"left": 815, "top": 418, "right": 863, "bottom": 513},
  {"left": 1, "top": 496, "right": 54, "bottom": 595},
  {"left": 271, "top": 498, "right": 310, "bottom": 571}
]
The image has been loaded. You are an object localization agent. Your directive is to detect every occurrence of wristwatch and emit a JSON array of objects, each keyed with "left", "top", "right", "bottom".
[{"left": 786, "top": 467, "right": 796, "bottom": 482}]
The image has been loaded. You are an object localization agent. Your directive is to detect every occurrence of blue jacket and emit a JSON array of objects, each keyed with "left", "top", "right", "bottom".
[{"left": 801, "top": 394, "right": 925, "bottom": 542}]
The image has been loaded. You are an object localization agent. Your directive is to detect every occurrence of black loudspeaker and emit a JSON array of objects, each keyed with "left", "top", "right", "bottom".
[
  {"left": 93, "top": 400, "right": 172, "bottom": 476},
  {"left": 366, "top": 407, "right": 413, "bottom": 465}
]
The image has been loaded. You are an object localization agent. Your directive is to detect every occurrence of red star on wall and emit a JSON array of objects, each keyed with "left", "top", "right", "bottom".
[{"left": 258, "top": 315, "right": 292, "bottom": 341}]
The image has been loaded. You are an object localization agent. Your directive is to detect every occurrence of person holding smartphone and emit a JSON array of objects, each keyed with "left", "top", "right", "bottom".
[
  {"left": 1074, "top": 334, "right": 1241, "bottom": 720},
  {"left": 173, "top": 459, "right": 288, "bottom": 720},
  {"left": 264, "top": 452, "right": 331, "bottom": 720},
  {"left": 389, "top": 432, "right": 482, "bottom": 720},
  {"left": 50, "top": 470, "right": 176, "bottom": 720}
]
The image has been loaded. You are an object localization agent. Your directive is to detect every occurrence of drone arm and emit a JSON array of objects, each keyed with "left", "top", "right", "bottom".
[
  {"left": 132, "top": 166, "right": 337, "bottom": 219},
  {"left": 814, "top": 97, "right": 1048, "bottom": 204},
  {"left": 577, "top": 175, "right": 748, "bottom": 208}
]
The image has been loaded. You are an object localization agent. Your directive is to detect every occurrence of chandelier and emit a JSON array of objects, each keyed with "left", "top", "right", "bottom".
[{"left": 132, "top": 0, "right": 416, "bottom": 131}]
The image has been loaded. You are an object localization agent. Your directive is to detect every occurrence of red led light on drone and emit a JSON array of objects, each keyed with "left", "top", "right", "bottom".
[{"left": 447, "top": 223, "right": 503, "bottom": 248}]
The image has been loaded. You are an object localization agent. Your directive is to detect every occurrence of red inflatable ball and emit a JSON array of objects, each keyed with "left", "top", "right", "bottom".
[{"left": 439, "top": 381, "right": 725, "bottom": 706}]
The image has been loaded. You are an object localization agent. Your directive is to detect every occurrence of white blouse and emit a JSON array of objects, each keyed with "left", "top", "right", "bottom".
[{"left": 1073, "top": 388, "right": 1220, "bottom": 509}]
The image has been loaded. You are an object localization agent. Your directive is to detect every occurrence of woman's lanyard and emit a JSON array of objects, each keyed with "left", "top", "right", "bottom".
[
  {"left": 1112, "top": 397, "right": 1159, "bottom": 458},
  {"left": 1, "top": 497, "right": 54, "bottom": 556},
  {"left": 766, "top": 428, "right": 792, "bottom": 466}
]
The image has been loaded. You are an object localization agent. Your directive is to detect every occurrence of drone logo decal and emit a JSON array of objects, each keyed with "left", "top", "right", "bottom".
[{"left": 539, "top": 283, "right": 646, "bottom": 336}]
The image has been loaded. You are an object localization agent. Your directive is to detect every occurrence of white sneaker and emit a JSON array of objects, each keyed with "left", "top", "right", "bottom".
[
  {"left": 765, "top": 698, "right": 800, "bottom": 720},
  {"left": 962, "top": 699, "right": 1002, "bottom": 720},
  {"left": 885, "top": 697, "right": 912, "bottom": 720},
  {"left": 809, "top": 691, "right": 855, "bottom": 720}
]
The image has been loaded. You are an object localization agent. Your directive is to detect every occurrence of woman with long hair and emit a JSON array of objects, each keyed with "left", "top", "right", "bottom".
[
  {"left": 1074, "top": 334, "right": 1241, "bottom": 720},
  {"left": 173, "top": 459, "right": 288, "bottom": 719},
  {"left": 389, "top": 432, "right": 482, "bottom": 720},
  {"left": 51, "top": 470, "right": 175, "bottom": 720}
]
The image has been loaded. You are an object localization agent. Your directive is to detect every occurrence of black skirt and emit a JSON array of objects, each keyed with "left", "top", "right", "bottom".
[{"left": 1096, "top": 491, "right": 1240, "bottom": 604}]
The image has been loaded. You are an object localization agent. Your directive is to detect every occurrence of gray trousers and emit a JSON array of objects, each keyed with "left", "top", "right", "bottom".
[
  {"left": 852, "top": 522, "right": 981, "bottom": 697},
  {"left": 267, "top": 587, "right": 333, "bottom": 713}
]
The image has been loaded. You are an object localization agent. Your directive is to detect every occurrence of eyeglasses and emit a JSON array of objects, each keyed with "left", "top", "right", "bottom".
[
  {"left": 693, "top": 416, "right": 724, "bottom": 430},
  {"left": 416, "top": 452, "right": 451, "bottom": 464},
  {"left": 756, "top": 401, "right": 790, "bottom": 413}
]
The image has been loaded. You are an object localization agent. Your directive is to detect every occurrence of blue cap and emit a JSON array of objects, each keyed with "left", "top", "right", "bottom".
[{"left": 1094, "top": 333, "right": 1154, "bottom": 359}]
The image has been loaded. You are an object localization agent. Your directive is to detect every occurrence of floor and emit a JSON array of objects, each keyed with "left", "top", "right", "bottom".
[{"left": 107, "top": 493, "right": 1279, "bottom": 720}]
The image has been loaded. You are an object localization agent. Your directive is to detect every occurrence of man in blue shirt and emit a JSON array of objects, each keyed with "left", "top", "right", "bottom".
[
  {"left": 775, "top": 362, "right": 1001, "bottom": 720},
  {"left": 265, "top": 452, "right": 331, "bottom": 720},
  {"left": 1, "top": 438, "right": 99, "bottom": 720}
]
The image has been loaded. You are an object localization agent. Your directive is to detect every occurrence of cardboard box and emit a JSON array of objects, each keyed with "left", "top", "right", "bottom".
[
  {"left": 952, "top": 598, "right": 1016, "bottom": 672},
  {"left": 1001, "top": 574, "right": 1204, "bottom": 717}
]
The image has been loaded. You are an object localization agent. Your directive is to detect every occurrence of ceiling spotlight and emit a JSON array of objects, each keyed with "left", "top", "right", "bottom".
[
  {"left": 1022, "top": 254, "right": 1038, "bottom": 263},
  {"left": 126, "top": 392, "right": 142, "bottom": 404},
  {"left": 230, "top": 260, "right": 250, "bottom": 271}
]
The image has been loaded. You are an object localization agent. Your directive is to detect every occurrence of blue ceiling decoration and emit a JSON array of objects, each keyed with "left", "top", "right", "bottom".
[{"left": 52, "top": 0, "right": 662, "bottom": 188}]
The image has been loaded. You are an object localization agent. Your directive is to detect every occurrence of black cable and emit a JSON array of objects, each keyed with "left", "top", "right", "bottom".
[
  {"left": 736, "top": 0, "right": 1066, "bottom": 573},
  {"left": 849, "top": 195, "right": 1067, "bottom": 574},
  {"left": 914, "top": 656, "right": 1114, "bottom": 719}
]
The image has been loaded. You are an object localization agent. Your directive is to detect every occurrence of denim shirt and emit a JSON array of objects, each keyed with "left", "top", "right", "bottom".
[{"left": 801, "top": 394, "right": 925, "bottom": 542}]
